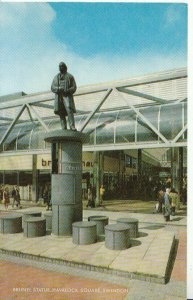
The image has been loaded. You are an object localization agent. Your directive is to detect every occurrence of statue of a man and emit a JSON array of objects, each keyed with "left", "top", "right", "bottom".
[{"left": 51, "top": 62, "right": 77, "bottom": 130}]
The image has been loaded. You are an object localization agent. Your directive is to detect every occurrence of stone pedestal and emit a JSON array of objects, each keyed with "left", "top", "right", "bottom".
[
  {"left": 117, "top": 218, "right": 139, "bottom": 238},
  {"left": 0, "top": 214, "right": 22, "bottom": 234},
  {"left": 22, "top": 211, "right": 42, "bottom": 228},
  {"left": 105, "top": 223, "right": 131, "bottom": 250},
  {"left": 24, "top": 217, "right": 46, "bottom": 238},
  {"left": 88, "top": 215, "right": 109, "bottom": 235},
  {"left": 45, "top": 130, "right": 87, "bottom": 236},
  {"left": 72, "top": 221, "right": 97, "bottom": 245}
]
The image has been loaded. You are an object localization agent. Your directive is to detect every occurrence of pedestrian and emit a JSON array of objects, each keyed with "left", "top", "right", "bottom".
[
  {"left": 99, "top": 185, "right": 105, "bottom": 206},
  {"left": 0, "top": 185, "right": 4, "bottom": 202},
  {"left": 3, "top": 186, "right": 10, "bottom": 210},
  {"left": 165, "top": 177, "right": 172, "bottom": 189},
  {"left": 181, "top": 186, "right": 187, "bottom": 205},
  {"left": 163, "top": 188, "right": 172, "bottom": 221},
  {"left": 157, "top": 189, "right": 164, "bottom": 213},
  {"left": 43, "top": 184, "right": 52, "bottom": 211},
  {"left": 51, "top": 62, "right": 77, "bottom": 131},
  {"left": 176, "top": 191, "right": 181, "bottom": 210},
  {"left": 86, "top": 185, "right": 95, "bottom": 208},
  {"left": 170, "top": 188, "right": 179, "bottom": 216},
  {"left": 12, "top": 186, "right": 21, "bottom": 208}
]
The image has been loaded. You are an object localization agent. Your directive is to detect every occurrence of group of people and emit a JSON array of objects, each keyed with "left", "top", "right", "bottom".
[
  {"left": 86, "top": 185, "right": 96, "bottom": 208},
  {"left": 86, "top": 184, "right": 105, "bottom": 208},
  {"left": 156, "top": 187, "right": 180, "bottom": 221},
  {"left": 0, "top": 185, "right": 21, "bottom": 210}
]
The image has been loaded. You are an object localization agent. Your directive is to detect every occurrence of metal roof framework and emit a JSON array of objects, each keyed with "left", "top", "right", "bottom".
[{"left": 0, "top": 68, "right": 187, "bottom": 156}]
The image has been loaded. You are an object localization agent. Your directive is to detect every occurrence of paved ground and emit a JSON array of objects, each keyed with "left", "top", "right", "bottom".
[
  {"left": 0, "top": 225, "right": 175, "bottom": 283},
  {"left": 0, "top": 200, "right": 188, "bottom": 299},
  {"left": 0, "top": 260, "right": 128, "bottom": 300}
]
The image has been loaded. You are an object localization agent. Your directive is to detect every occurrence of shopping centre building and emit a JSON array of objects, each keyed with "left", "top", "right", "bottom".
[{"left": 0, "top": 67, "right": 187, "bottom": 202}]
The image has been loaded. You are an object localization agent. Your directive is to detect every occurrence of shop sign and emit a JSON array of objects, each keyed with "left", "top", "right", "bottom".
[{"left": 37, "top": 154, "right": 93, "bottom": 170}]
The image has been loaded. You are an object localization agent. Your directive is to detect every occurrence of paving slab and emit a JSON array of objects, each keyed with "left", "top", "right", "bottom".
[
  {"left": 0, "top": 227, "right": 175, "bottom": 284},
  {"left": 63, "top": 249, "right": 94, "bottom": 263},
  {"left": 40, "top": 247, "right": 73, "bottom": 259},
  {"left": 84, "top": 252, "right": 117, "bottom": 267}
]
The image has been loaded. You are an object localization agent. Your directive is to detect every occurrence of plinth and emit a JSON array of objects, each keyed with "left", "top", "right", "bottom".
[{"left": 44, "top": 130, "right": 87, "bottom": 236}]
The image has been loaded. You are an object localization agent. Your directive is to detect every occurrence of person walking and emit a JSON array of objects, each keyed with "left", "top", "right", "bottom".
[
  {"left": 163, "top": 188, "right": 172, "bottom": 221},
  {"left": 157, "top": 189, "right": 164, "bottom": 213},
  {"left": 86, "top": 185, "right": 95, "bottom": 208},
  {"left": 12, "top": 186, "right": 21, "bottom": 208},
  {"left": 170, "top": 188, "right": 179, "bottom": 216},
  {"left": 0, "top": 185, "right": 4, "bottom": 201},
  {"left": 3, "top": 186, "right": 10, "bottom": 210},
  {"left": 43, "top": 183, "right": 52, "bottom": 211},
  {"left": 99, "top": 185, "right": 105, "bottom": 206}
]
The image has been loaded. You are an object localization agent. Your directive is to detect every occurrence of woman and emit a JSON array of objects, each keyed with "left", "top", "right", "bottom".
[
  {"left": 86, "top": 185, "right": 95, "bottom": 208},
  {"left": 157, "top": 189, "right": 164, "bottom": 213},
  {"left": 170, "top": 188, "right": 179, "bottom": 216},
  {"left": 3, "top": 186, "right": 10, "bottom": 210},
  {"left": 99, "top": 185, "right": 105, "bottom": 206},
  {"left": 163, "top": 188, "right": 172, "bottom": 221}
]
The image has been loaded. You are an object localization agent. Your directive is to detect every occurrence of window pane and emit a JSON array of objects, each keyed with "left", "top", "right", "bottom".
[
  {"left": 96, "top": 112, "right": 115, "bottom": 144},
  {"left": 160, "top": 104, "right": 183, "bottom": 140},
  {"left": 116, "top": 110, "right": 135, "bottom": 143}
]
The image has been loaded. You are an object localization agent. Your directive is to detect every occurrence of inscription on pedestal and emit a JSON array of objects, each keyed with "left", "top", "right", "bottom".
[{"left": 61, "top": 162, "right": 82, "bottom": 172}]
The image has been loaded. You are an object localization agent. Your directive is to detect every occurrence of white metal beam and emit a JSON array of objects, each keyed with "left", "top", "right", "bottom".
[
  {"left": 26, "top": 104, "right": 49, "bottom": 132},
  {"left": 0, "top": 140, "right": 187, "bottom": 157},
  {"left": 117, "top": 87, "right": 169, "bottom": 104},
  {"left": 26, "top": 105, "right": 35, "bottom": 123},
  {"left": 117, "top": 88, "right": 169, "bottom": 143},
  {"left": 80, "top": 89, "right": 112, "bottom": 132},
  {"left": 32, "top": 103, "right": 54, "bottom": 109},
  {"left": 175, "top": 97, "right": 187, "bottom": 103},
  {"left": 83, "top": 141, "right": 187, "bottom": 152},
  {"left": 0, "top": 104, "right": 26, "bottom": 147},
  {"left": 172, "top": 124, "right": 187, "bottom": 143}
]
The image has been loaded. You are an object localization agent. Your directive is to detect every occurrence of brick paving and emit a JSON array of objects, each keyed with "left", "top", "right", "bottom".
[
  {"left": 0, "top": 260, "right": 128, "bottom": 300},
  {"left": 170, "top": 229, "right": 186, "bottom": 282}
]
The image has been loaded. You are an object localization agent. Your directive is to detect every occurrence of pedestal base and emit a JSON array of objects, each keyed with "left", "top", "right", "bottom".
[{"left": 44, "top": 130, "right": 87, "bottom": 236}]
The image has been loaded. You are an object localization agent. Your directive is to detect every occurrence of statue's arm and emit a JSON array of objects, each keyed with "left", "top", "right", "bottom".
[
  {"left": 51, "top": 75, "right": 59, "bottom": 94},
  {"left": 67, "top": 76, "right": 77, "bottom": 94}
]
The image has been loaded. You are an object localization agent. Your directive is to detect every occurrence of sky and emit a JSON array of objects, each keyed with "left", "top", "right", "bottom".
[{"left": 0, "top": 2, "right": 188, "bottom": 96}]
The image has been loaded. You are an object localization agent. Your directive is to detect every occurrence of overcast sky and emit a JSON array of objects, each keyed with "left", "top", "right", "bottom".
[{"left": 0, "top": 2, "right": 187, "bottom": 96}]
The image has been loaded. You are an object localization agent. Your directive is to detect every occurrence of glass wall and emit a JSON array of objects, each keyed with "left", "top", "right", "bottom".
[
  {"left": 160, "top": 104, "right": 183, "bottom": 140},
  {"left": 116, "top": 110, "right": 136, "bottom": 143},
  {"left": 0, "top": 102, "right": 187, "bottom": 152}
]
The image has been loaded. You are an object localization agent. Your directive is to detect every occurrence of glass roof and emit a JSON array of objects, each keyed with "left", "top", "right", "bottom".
[
  {"left": 0, "top": 102, "right": 187, "bottom": 152},
  {"left": 0, "top": 68, "right": 187, "bottom": 153}
]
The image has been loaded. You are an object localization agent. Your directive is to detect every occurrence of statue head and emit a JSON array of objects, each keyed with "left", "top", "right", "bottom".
[{"left": 59, "top": 62, "right": 67, "bottom": 73}]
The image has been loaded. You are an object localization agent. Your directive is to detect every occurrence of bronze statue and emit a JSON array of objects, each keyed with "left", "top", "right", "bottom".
[{"left": 51, "top": 62, "right": 77, "bottom": 130}]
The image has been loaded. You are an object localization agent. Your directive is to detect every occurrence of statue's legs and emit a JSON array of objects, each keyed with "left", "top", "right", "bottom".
[
  {"left": 60, "top": 116, "right": 67, "bottom": 130},
  {"left": 67, "top": 110, "right": 76, "bottom": 130},
  {"left": 63, "top": 97, "right": 76, "bottom": 130}
]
